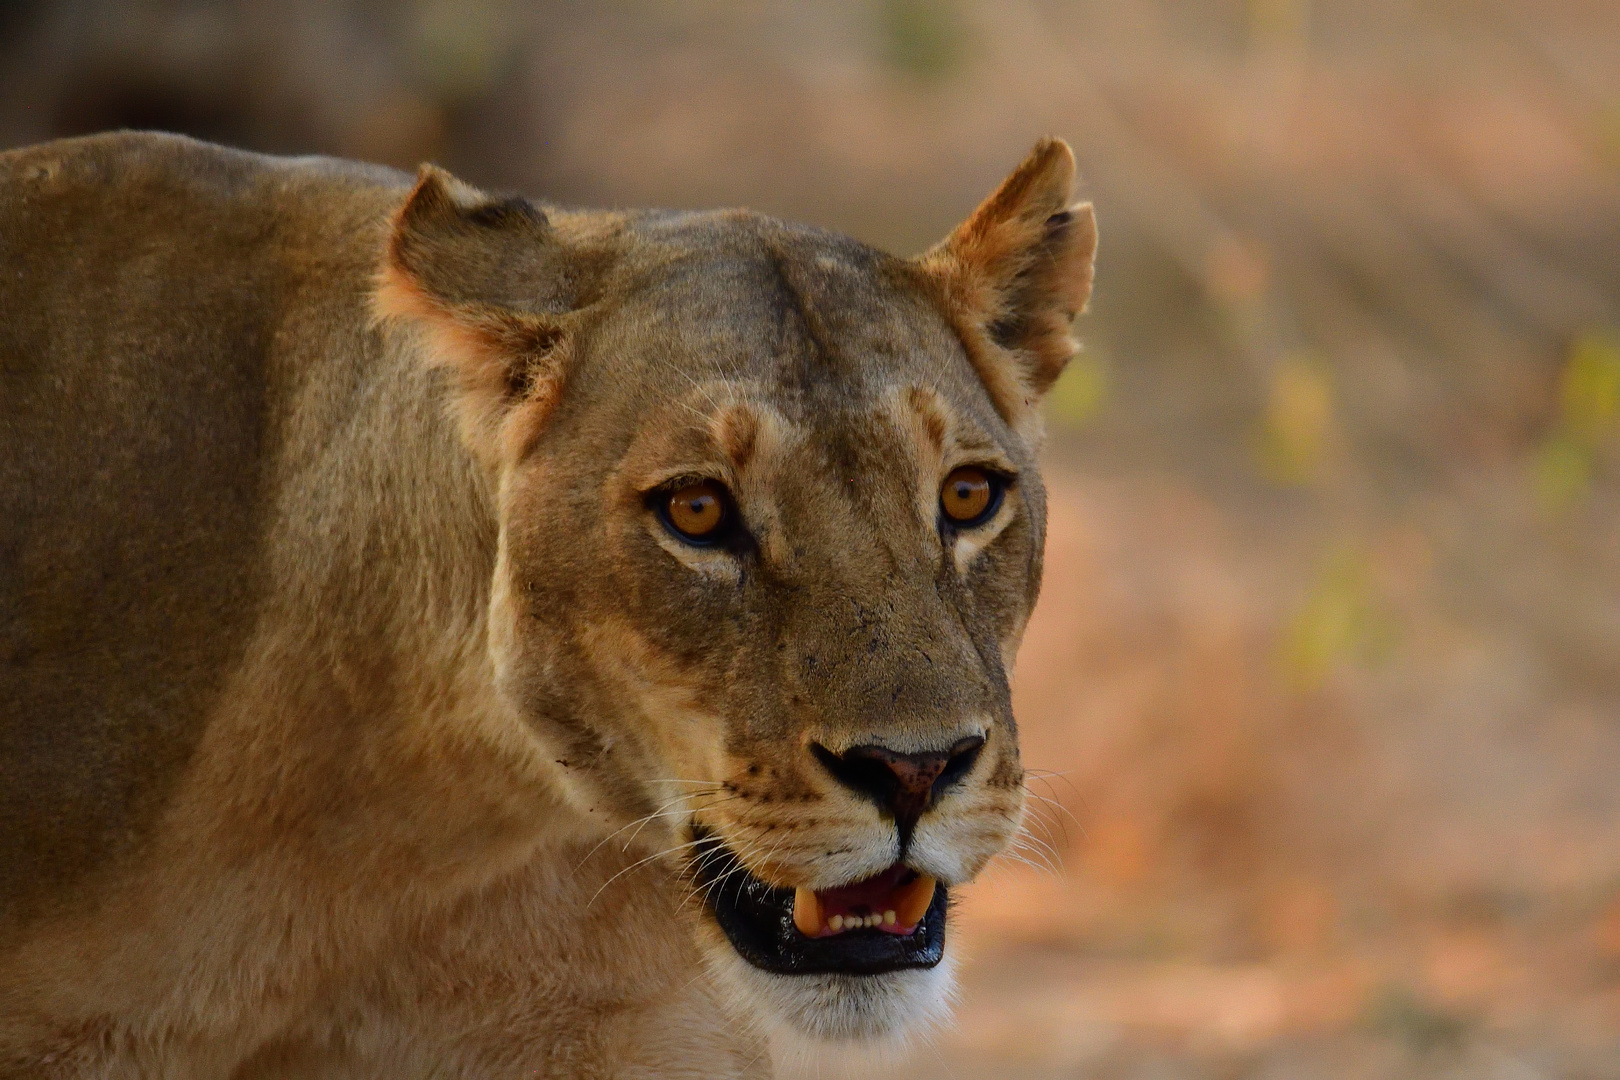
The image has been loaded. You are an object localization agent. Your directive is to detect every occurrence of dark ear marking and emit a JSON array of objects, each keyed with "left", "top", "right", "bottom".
[
  {"left": 466, "top": 195, "right": 547, "bottom": 230},
  {"left": 375, "top": 165, "right": 592, "bottom": 468},
  {"left": 386, "top": 168, "right": 557, "bottom": 310}
]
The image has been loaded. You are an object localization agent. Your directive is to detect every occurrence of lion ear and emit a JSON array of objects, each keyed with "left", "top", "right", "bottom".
[
  {"left": 376, "top": 165, "right": 585, "bottom": 469},
  {"left": 916, "top": 137, "right": 1097, "bottom": 437}
]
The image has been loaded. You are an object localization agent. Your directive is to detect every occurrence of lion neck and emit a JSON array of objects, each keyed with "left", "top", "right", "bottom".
[{"left": 244, "top": 324, "right": 594, "bottom": 897}]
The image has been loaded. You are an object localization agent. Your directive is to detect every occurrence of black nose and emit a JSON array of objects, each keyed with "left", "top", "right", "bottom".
[{"left": 810, "top": 735, "right": 986, "bottom": 847}]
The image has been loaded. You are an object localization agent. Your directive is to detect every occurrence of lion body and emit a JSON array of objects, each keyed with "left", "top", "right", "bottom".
[
  {"left": 0, "top": 130, "right": 1095, "bottom": 1077},
  {"left": 0, "top": 133, "right": 762, "bottom": 1078}
]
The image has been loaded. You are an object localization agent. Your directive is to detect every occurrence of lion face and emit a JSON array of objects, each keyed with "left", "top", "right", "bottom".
[
  {"left": 378, "top": 139, "right": 1095, "bottom": 1043},
  {"left": 498, "top": 246, "right": 1037, "bottom": 1040}
]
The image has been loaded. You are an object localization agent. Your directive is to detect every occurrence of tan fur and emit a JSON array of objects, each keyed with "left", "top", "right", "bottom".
[{"left": 0, "top": 131, "right": 1094, "bottom": 1077}]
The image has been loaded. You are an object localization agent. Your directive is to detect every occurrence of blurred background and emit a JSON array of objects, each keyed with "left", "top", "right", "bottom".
[{"left": 3, "top": 0, "right": 1618, "bottom": 1075}]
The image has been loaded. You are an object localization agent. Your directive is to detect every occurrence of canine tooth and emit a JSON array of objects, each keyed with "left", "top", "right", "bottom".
[
  {"left": 829, "top": 914, "right": 844, "bottom": 931},
  {"left": 883, "top": 910, "right": 897, "bottom": 926},
  {"left": 895, "top": 875, "right": 937, "bottom": 927},
  {"left": 792, "top": 887, "right": 822, "bottom": 937}
]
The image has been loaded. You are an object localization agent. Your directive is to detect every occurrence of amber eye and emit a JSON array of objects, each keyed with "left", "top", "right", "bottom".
[
  {"left": 940, "top": 466, "right": 1002, "bottom": 527},
  {"left": 662, "top": 480, "right": 729, "bottom": 543}
]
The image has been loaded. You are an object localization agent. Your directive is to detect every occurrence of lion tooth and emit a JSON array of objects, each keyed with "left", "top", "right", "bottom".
[
  {"left": 829, "top": 914, "right": 844, "bottom": 931},
  {"left": 883, "top": 910, "right": 897, "bottom": 926},
  {"left": 792, "top": 887, "right": 822, "bottom": 937},
  {"left": 895, "top": 875, "right": 937, "bottom": 927}
]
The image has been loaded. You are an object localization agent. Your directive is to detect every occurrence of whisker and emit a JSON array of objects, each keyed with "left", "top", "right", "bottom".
[
  {"left": 1024, "top": 767, "right": 1091, "bottom": 814},
  {"left": 1021, "top": 771, "right": 1088, "bottom": 849},
  {"left": 645, "top": 778, "right": 731, "bottom": 787},
  {"left": 622, "top": 795, "right": 743, "bottom": 851},
  {"left": 1013, "top": 832, "right": 1062, "bottom": 872},
  {"left": 571, "top": 789, "right": 734, "bottom": 874},
  {"left": 1024, "top": 816, "right": 1067, "bottom": 856},
  {"left": 675, "top": 831, "right": 771, "bottom": 914},
  {"left": 996, "top": 846, "right": 1057, "bottom": 877},
  {"left": 1006, "top": 823, "right": 1063, "bottom": 873},
  {"left": 686, "top": 830, "right": 787, "bottom": 912},
  {"left": 1020, "top": 793, "right": 1075, "bottom": 848},
  {"left": 585, "top": 837, "right": 705, "bottom": 909},
  {"left": 699, "top": 835, "right": 774, "bottom": 907}
]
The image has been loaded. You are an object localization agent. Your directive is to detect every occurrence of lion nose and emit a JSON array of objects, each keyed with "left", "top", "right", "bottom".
[{"left": 810, "top": 735, "right": 986, "bottom": 846}]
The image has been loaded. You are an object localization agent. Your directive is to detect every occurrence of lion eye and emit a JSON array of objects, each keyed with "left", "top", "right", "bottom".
[
  {"left": 663, "top": 480, "right": 729, "bottom": 543},
  {"left": 940, "top": 466, "right": 1002, "bottom": 527}
]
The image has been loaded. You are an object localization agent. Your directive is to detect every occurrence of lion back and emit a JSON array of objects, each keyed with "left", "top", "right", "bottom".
[{"left": 0, "top": 132, "right": 397, "bottom": 928}]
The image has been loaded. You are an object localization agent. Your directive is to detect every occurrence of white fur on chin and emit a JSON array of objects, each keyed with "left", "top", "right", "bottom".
[{"left": 703, "top": 939, "right": 958, "bottom": 1067}]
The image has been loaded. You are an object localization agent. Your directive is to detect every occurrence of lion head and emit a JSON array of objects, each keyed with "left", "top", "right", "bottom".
[{"left": 375, "top": 138, "right": 1096, "bottom": 1045}]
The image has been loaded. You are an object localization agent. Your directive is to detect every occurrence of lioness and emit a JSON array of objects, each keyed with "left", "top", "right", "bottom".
[{"left": 0, "top": 130, "right": 1095, "bottom": 1077}]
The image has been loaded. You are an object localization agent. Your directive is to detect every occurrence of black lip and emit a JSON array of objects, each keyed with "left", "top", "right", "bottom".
[{"left": 688, "top": 826, "right": 948, "bottom": 976}]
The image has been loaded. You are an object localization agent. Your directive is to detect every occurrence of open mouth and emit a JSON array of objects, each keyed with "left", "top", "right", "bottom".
[{"left": 688, "top": 826, "right": 948, "bottom": 975}]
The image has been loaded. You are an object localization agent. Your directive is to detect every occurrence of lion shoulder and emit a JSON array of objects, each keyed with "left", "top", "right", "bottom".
[{"left": 0, "top": 132, "right": 406, "bottom": 927}]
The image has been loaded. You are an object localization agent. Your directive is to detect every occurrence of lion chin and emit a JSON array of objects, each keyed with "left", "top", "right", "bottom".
[
  {"left": 707, "top": 945, "right": 958, "bottom": 1046},
  {"left": 681, "top": 826, "right": 964, "bottom": 1047}
]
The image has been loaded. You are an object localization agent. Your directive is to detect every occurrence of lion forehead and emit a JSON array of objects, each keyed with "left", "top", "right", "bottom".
[{"left": 576, "top": 215, "right": 966, "bottom": 403}]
